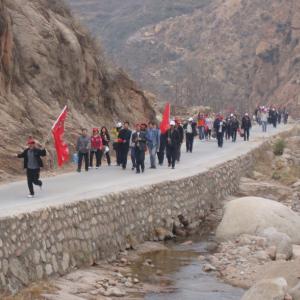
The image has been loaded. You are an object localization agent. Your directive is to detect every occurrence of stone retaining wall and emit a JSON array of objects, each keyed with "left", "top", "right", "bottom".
[{"left": 0, "top": 135, "right": 286, "bottom": 293}]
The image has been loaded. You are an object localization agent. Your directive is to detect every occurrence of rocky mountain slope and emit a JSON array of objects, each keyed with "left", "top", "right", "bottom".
[
  {"left": 68, "top": 0, "right": 300, "bottom": 115},
  {"left": 0, "top": 0, "right": 155, "bottom": 179}
]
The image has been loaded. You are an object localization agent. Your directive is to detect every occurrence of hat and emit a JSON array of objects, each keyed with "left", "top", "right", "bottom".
[
  {"left": 27, "top": 139, "right": 35, "bottom": 145},
  {"left": 188, "top": 117, "right": 193, "bottom": 122},
  {"left": 170, "top": 120, "right": 176, "bottom": 126},
  {"left": 116, "top": 122, "right": 122, "bottom": 128},
  {"left": 92, "top": 128, "right": 99, "bottom": 132}
]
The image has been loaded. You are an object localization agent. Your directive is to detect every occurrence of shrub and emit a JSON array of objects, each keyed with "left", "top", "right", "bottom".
[{"left": 273, "top": 139, "right": 286, "bottom": 156}]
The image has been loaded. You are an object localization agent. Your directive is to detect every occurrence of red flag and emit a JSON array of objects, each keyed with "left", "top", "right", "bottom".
[
  {"left": 52, "top": 106, "right": 69, "bottom": 167},
  {"left": 160, "top": 102, "right": 170, "bottom": 134}
]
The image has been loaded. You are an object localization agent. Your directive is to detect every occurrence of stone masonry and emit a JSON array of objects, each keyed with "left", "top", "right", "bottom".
[{"left": 0, "top": 132, "right": 291, "bottom": 293}]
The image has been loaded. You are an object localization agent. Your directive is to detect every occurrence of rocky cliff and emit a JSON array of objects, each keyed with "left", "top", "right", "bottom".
[
  {"left": 68, "top": 0, "right": 300, "bottom": 115},
  {"left": 0, "top": 0, "right": 155, "bottom": 179}
]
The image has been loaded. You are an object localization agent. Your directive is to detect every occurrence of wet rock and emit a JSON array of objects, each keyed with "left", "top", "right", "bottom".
[
  {"left": 242, "top": 277, "right": 288, "bottom": 300},
  {"left": 154, "top": 227, "right": 174, "bottom": 241}
]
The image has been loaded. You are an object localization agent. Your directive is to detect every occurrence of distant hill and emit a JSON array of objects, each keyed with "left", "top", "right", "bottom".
[
  {"left": 68, "top": 0, "right": 300, "bottom": 115},
  {"left": 0, "top": 0, "right": 155, "bottom": 179}
]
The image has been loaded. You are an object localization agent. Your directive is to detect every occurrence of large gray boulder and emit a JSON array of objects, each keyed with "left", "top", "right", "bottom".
[
  {"left": 241, "top": 277, "right": 288, "bottom": 300},
  {"left": 259, "top": 227, "right": 293, "bottom": 260},
  {"left": 216, "top": 197, "right": 300, "bottom": 244}
]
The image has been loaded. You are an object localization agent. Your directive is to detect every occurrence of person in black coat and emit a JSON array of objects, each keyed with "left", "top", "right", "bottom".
[
  {"left": 166, "top": 121, "right": 180, "bottom": 169},
  {"left": 100, "top": 126, "right": 111, "bottom": 166},
  {"left": 175, "top": 121, "right": 184, "bottom": 162},
  {"left": 230, "top": 115, "right": 239, "bottom": 142},
  {"left": 183, "top": 118, "right": 197, "bottom": 153},
  {"left": 118, "top": 121, "right": 132, "bottom": 169},
  {"left": 157, "top": 132, "right": 167, "bottom": 166},
  {"left": 213, "top": 115, "right": 226, "bottom": 148},
  {"left": 132, "top": 123, "right": 147, "bottom": 173},
  {"left": 241, "top": 113, "right": 252, "bottom": 141},
  {"left": 17, "top": 139, "right": 46, "bottom": 197}
]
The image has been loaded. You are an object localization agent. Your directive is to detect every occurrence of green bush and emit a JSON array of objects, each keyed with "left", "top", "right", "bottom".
[{"left": 273, "top": 139, "right": 286, "bottom": 156}]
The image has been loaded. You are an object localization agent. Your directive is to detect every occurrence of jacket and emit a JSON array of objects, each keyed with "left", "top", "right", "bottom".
[
  {"left": 132, "top": 131, "right": 147, "bottom": 151},
  {"left": 100, "top": 132, "right": 110, "bottom": 146},
  {"left": 118, "top": 128, "right": 132, "bottom": 145},
  {"left": 146, "top": 128, "right": 160, "bottom": 148},
  {"left": 176, "top": 125, "right": 184, "bottom": 143},
  {"left": 17, "top": 148, "right": 46, "bottom": 169},
  {"left": 241, "top": 116, "right": 252, "bottom": 130},
  {"left": 213, "top": 119, "right": 226, "bottom": 133},
  {"left": 77, "top": 135, "right": 90, "bottom": 153},
  {"left": 166, "top": 128, "right": 180, "bottom": 148},
  {"left": 90, "top": 135, "right": 103, "bottom": 151}
]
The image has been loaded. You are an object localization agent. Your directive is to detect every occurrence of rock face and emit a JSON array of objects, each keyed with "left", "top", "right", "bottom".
[
  {"left": 68, "top": 0, "right": 300, "bottom": 115},
  {"left": 216, "top": 197, "right": 300, "bottom": 244},
  {"left": 0, "top": 0, "right": 155, "bottom": 179},
  {"left": 241, "top": 277, "right": 288, "bottom": 300}
]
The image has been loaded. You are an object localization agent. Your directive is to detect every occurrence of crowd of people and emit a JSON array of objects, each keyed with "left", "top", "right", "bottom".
[{"left": 16, "top": 105, "right": 289, "bottom": 197}]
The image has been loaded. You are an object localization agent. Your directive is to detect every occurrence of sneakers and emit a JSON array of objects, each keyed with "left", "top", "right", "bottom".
[{"left": 27, "top": 194, "right": 34, "bottom": 198}]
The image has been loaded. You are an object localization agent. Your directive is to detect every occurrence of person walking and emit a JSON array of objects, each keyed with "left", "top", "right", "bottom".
[
  {"left": 197, "top": 114, "right": 206, "bottom": 140},
  {"left": 213, "top": 115, "right": 226, "bottom": 148},
  {"left": 205, "top": 115, "right": 213, "bottom": 140},
  {"left": 118, "top": 121, "right": 132, "bottom": 170},
  {"left": 166, "top": 121, "right": 180, "bottom": 169},
  {"left": 157, "top": 131, "right": 167, "bottom": 166},
  {"left": 146, "top": 121, "right": 160, "bottom": 169},
  {"left": 132, "top": 123, "right": 147, "bottom": 174},
  {"left": 17, "top": 139, "right": 46, "bottom": 198},
  {"left": 230, "top": 115, "right": 239, "bottom": 142},
  {"left": 112, "top": 123, "right": 122, "bottom": 166},
  {"left": 175, "top": 119, "right": 184, "bottom": 162},
  {"left": 261, "top": 109, "right": 268, "bottom": 132},
  {"left": 184, "top": 117, "right": 197, "bottom": 152},
  {"left": 130, "top": 124, "right": 140, "bottom": 170},
  {"left": 241, "top": 113, "right": 252, "bottom": 141},
  {"left": 269, "top": 108, "right": 278, "bottom": 128},
  {"left": 76, "top": 128, "right": 90, "bottom": 172},
  {"left": 283, "top": 110, "right": 289, "bottom": 125},
  {"left": 100, "top": 126, "right": 111, "bottom": 166},
  {"left": 89, "top": 128, "right": 103, "bottom": 169}
]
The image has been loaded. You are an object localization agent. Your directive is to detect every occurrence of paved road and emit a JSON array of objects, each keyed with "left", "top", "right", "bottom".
[{"left": 0, "top": 124, "right": 292, "bottom": 218}]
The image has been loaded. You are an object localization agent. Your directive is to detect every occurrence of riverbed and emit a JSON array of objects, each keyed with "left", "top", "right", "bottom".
[{"left": 131, "top": 237, "right": 245, "bottom": 300}]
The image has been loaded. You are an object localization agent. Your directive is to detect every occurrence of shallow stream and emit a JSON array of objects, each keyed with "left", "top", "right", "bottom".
[{"left": 132, "top": 237, "right": 244, "bottom": 300}]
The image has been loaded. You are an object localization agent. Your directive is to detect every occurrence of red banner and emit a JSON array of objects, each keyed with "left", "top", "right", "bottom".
[
  {"left": 52, "top": 106, "right": 69, "bottom": 167},
  {"left": 160, "top": 102, "right": 170, "bottom": 134}
]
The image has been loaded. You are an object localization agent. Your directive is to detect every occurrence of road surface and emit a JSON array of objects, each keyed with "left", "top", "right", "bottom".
[{"left": 0, "top": 124, "right": 292, "bottom": 217}]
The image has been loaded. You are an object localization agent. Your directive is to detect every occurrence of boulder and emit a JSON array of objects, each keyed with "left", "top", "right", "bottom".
[
  {"left": 259, "top": 228, "right": 293, "bottom": 260},
  {"left": 241, "top": 277, "right": 288, "bottom": 300},
  {"left": 290, "top": 282, "right": 300, "bottom": 300},
  {"left": 216, "top": 197, "right": 300, "bottom": 244}
]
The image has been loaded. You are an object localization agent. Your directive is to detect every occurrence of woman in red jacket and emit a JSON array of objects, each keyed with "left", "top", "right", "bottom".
[{"left": 90, "top": 128, "right": 103, "bottom": 169}]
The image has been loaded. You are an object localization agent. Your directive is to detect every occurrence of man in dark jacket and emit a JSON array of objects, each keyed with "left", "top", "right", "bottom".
[
  {"left": 241, "top": 113, "right": 252, "bottom": 141},
  {"left": 132, "top": 123, "right": 147, "bottom": 173},
  {"left": 230, "top": 115, "right": 239, "bottom": 142},
  {"left": 17, "top": 139, "right": 46, "bottom": 198},
  {"left": 157, "top": 132, "right": 167, "bottom": 166},
  {"left": 175, "top": 120, "right": 184, "bottom": 162},
  {"left": 213, "top": 115, "right": 226, "bottom": 148},
  {"left": 166, "top": 121, "right": 180, "bottom": 169},
  {"left": 118, "top": 121, "right": 132, "bottom": 169}
]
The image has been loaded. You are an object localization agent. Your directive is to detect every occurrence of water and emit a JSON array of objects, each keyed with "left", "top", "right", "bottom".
[{"left": 132, "top": 239, "right": 244, "bottom": 300}]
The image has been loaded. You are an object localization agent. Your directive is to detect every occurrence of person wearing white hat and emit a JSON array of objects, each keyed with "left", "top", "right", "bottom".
[
  {"left": 166, "top": 121, "right": 180, "bottom": 169},
  {"left": 184, "top": 117, "right": 197, "bottom": 152}
]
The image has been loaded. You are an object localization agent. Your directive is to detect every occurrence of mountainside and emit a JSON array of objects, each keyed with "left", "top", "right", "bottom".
[
  {"left": 68, "top": 0, "right": 300, "bottom": 115},
  {"left": 0, "top": 0, "right": 155, "bottom": 179}
]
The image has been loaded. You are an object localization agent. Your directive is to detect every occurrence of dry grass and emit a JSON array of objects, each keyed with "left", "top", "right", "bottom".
[{"left": 1, "top": 282, "right": 57, "bottom": 300}]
